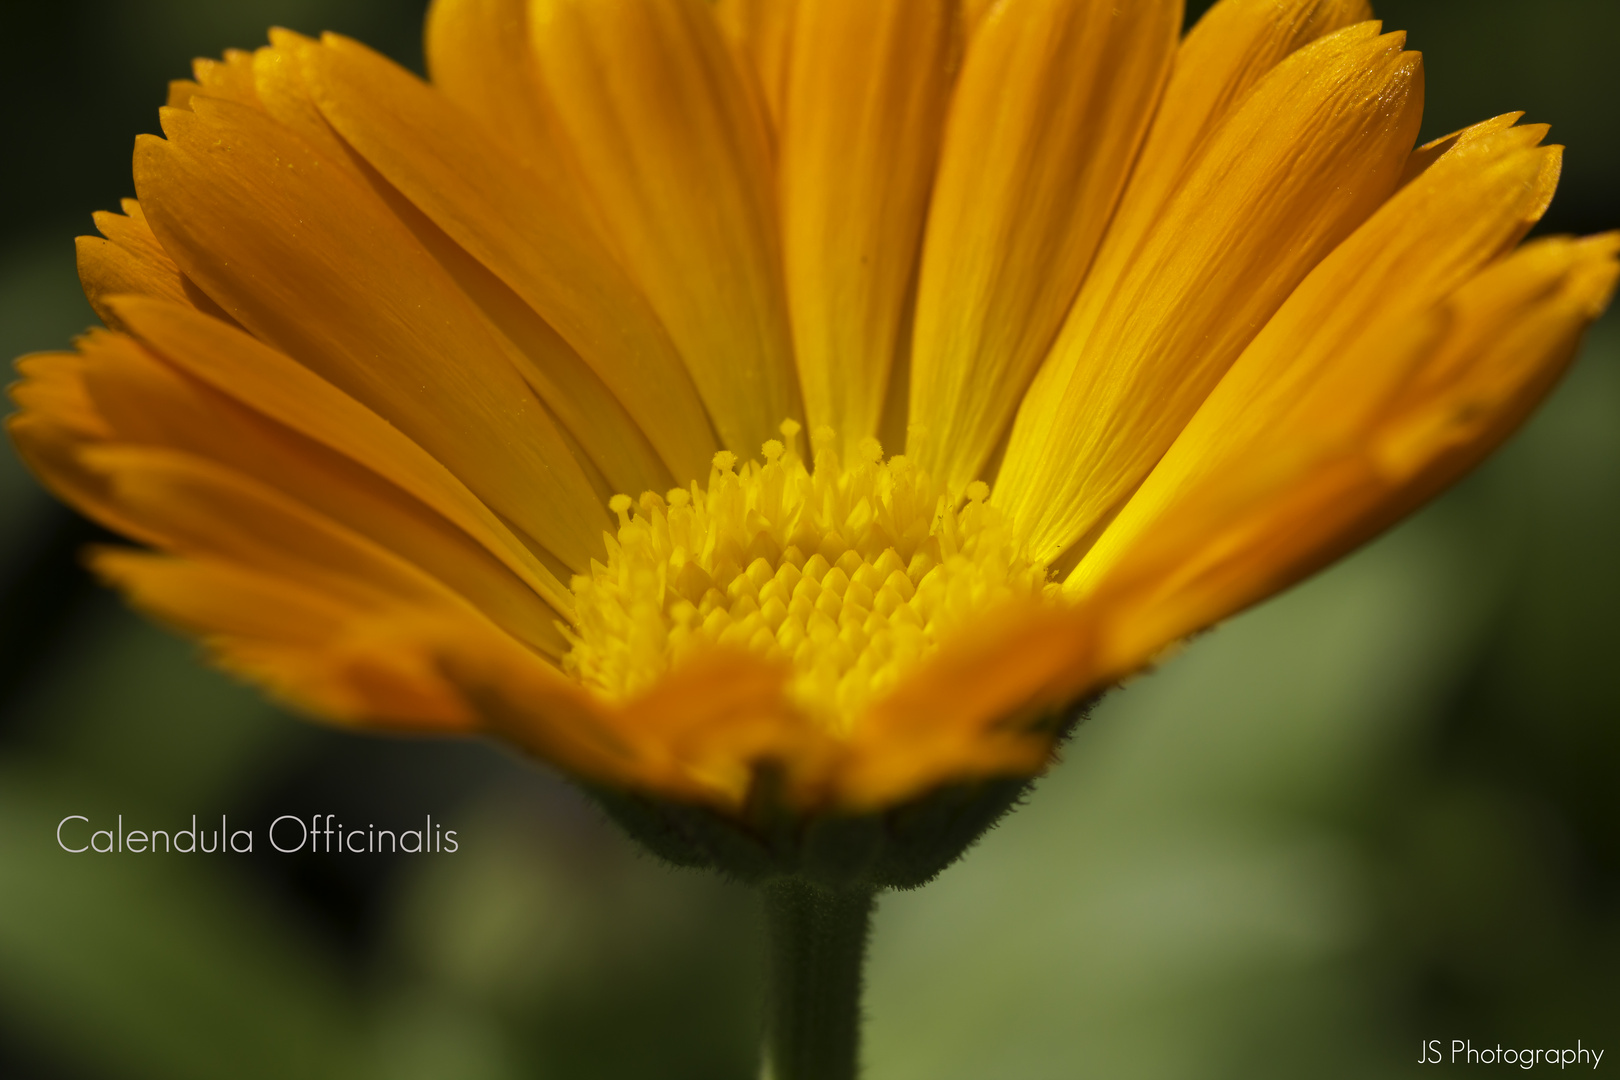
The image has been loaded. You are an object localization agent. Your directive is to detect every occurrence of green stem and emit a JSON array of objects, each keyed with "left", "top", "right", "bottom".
[{"left": 762, "top": 878, "right": 876, "bottom": 1080}]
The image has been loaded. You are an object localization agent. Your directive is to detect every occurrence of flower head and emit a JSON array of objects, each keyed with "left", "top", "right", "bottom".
[{"left": 10, "top": 0, "right": 1616, "bottom": 880}]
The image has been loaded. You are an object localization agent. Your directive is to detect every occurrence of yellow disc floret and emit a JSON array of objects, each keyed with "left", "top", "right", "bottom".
[{"left": 563, "top": 422, "right": 1055, "bottom": 728}]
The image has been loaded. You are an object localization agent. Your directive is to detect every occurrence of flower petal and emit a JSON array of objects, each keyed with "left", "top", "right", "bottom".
[
  {"left": 996, "top": 25, "right": 1423, "bottom": 565},
  {"left": 169, "top": 32, "right": 680, "bottom": 501},
  {"left": 92, "top": 549, "right": 476, "bottom": 730},
  {"left": 134, "top": 96, "right": 608, "bottom": 570},
  {"left": 1098, "top": 0, "right": 1374, "bottom": 271},
  {"left": 73, "top": 330, "right": 569, "bottom": 657},
  {"left": 451, "top": 640, "right": 823, "bottom": 810},
  {"left": 76, "top": 201, "right": 237, "bottom": 330},
  {"left": 907, "top": 0, "right": 1179, "bottom": 491},
  {"left": 8, "top": 414, "right": 161, "bottom": 547},
  {"left": 779, "top": 0, "right": 957, "bottom": 459},
  {"left": 529, "top": 0, "right": 800, "bottom": 456},
  {"left": 104, "top": 297, "right": 574, "bottom": 616},
  {"left": 166, "top": 48, "right": 259, "bottom": 111},
  {"left": 840, "top": 600, "right": 1097, "bottom": 810},
  {"left": 1072, "top": 117, "right": 1563, "bottom": 593},
  {"left": 10, "top": 353, "right": 107, "bottom": 439},
  {"left": 1087, "top": 233, "right": 1619, "bottom": 678},
  {"left": 424, "top": 0, "right": 576, "bottom": 175},
  {"left": 307, "top": 32, "right": 719, "bottom": 487},
  {"left": 713, "top": 0, "right": 797, "bottom": 137}
]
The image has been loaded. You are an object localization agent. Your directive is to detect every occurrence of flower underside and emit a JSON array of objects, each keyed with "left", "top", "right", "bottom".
[{"left": 565, "top": 421, "right": 1053, "bottom": 727}]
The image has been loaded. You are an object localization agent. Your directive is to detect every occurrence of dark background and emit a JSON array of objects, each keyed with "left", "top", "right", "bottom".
[{"left": 1, "top": 1, "right": 1617, "bottom": 1077}]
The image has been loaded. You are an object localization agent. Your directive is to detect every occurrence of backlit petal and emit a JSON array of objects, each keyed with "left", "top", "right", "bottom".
[
  {"left": 840, "top": 601, "right": 1096, "bottom": 810},
  {"left": 1073, "top": 117, "right": 1562, "bottom": 592},
  {"left": 713, "top": 0, "right": 796, "bottom": 137},
  {"left": 134, "top": 96, "right": 608, "bottom": 569},
  {"left": 93, "top": 550, "right": 476, "bottom": 729},
  {"left": 996, "top": 26, "right": 1423, "bottom": 565},
  {"left": 1099, "top": 0, "right": 1374, "bottom": 269},
  {"left": 779, "top": 0, "right": 957, "bottom": 459},
  {"left": 106, "top": 298, "right": 574, "bottom": 616},
  {"left": 77, "top": 201, "right": 236, "bottom": 329},
  {"left": 1087, "top": 234, "right": 1619, "bottom": 678},
  {"left": 424, "top": 0, "right": 576, "bottom": 176},
  {"left": 530, "top": 0, "right": 801, "bottom": 456},
  {"left": 308, "top": 33, "right": 719, "bottom": 486},
  {"left": 907, "top": 0, "right": 1179, "bottom": 490},
  {"left": 75, "top": 331, "right": 569, "bottom": 656}
]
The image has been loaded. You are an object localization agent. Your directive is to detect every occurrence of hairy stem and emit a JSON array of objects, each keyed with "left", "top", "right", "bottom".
[{"left": 762, "top": 878, "right": 876, "bottom": 1080}]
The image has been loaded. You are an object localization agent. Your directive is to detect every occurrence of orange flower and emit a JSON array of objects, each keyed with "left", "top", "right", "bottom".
[{"left": 10, "top": 0, "right": 1616, "bottom": 835}]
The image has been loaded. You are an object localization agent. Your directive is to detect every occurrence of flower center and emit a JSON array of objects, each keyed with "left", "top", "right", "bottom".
[{"left": 563, "top": 422, "right": 1054, "bottom": 726}]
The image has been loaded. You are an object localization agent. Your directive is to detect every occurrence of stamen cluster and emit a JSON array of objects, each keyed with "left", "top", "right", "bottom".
[{"left": 564, "top": 423, "right": 1054, "bottom": 726}]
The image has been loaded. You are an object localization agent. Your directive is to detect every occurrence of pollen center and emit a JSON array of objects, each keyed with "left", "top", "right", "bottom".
[{"left": 563, "top": 422, "right": 1055, "bottom": 726}]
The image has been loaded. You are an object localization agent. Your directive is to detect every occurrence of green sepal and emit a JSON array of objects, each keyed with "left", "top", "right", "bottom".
[{"left": 583, "top": 695, "right": 1094, "bottom": 890}]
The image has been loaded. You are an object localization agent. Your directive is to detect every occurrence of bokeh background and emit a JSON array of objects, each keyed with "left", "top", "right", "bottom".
[{"left": 2, "top": 0, "right": 1617, "bottom": 1076}]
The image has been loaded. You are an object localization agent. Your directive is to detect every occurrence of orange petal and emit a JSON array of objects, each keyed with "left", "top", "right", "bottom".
[
  {"left": 171, "top": 49, "right": 260, "bottom": 110},
  {"left": 77, "top": 202, "right": 236, "bottom": 329},
  {"left": 106, "top": 297, "right": 574, "bottom": 615},
  {"left": 779, "top": 0, "right": 958, "bottom": 459},
  {"left": 92, "top": 550, "right": 475, "bottom": 730},
  {"left": 1073, "top": 118, "right": 1562, "bottom": 592},
  {"left": 1098, "top": 0, "right": 1374, "bottom": 271},
  {"left": 449, "top": 639, "right": 823, "bottom": 811},
  {"left": 308, "top": 32, "right": 718, "bottom": 487},
  {"left": 10, "top": 351, "right": 108, "bottom": 439},
  {"left": 424, "top": 0, "right": 582, "bottom": 182},
  {"left": 251, "top": 30, "right": 362, "bottom": 167},
  {"left": 996, "top": 25, "right": 1424, "bottom": 565},
  {"left": 840, "top": 600, "right": 1098, "bottom": 810},
  {"left": 7, "top": 414, "right": 159, "bottom": 546},
  {"left": 713, "top": 0, "right": 797, "bottom": 138},
  {"left": 134, "top": 96, "right": 608, "bottom": 570},
  {"left": 907, "top": 0, "right": 1180, "bottom": 490},
  {"left": 530, "top": 0, "right": 800, "bottom": 456},
  {"left": 74, "top": 331, "right": 569, "bottom": 657},
  {"left": 1088, "top": 233, "right": 1619, "bottom": 678}
]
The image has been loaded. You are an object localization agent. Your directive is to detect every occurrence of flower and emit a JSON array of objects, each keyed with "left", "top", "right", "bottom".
[{"left": 10, "top": 0, "right": 1616, "bottom": 861}]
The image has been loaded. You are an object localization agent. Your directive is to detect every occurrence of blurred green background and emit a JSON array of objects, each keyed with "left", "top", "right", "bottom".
[{"left": 1, "top": 0, "right": 1616, "bottom": 1076}]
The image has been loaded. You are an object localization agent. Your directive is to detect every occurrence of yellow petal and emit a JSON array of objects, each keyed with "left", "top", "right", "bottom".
[
  {"left": 76, "top": 237, "right": 187, "bottom": 332},
  {"left": 75, "top": 331, "right": 569, "bottom": 657},
  {"left": 840, "top": 600, "right": 1096, "bottom": 810},
  {"left": 530, "top": 0, "right": 800, "bottom": 456},
  {"left": 1376, "top": 234, "right": 1620, "bottom": 489},
  {"left": 80, "top": 445, "right": 466, "bottom": 612},
  {"left": 76, "top": 202, "right": 237, "bottom": 329},
  {"left": 907, "top": 0, "right": 1180, "bottom": 490},
  {"left": 961, "top": 0, "right": 998, "bottom": 35},
  {"left": 81, "top": 442, "right": 573, "bottom": 729},
  {"left": 451, "top": 638, "right": 822, "bottom": 810},
  {"left": 10, "top": 352, "right": 108, "bottom": 438},
  {"left": 106, "top": 297, "right": 574, "bottom": 616},
  {"left": 424, "top": 0, "right": 579, "bottom": 177},
  {"left": 133, "top": 96, "right": 608, "bottom": 570},
  {"left": 171, "top": 49, "right": 260, "bottom": 110},
  {"left": 779, "top": 0, "right": 957, "bottom": 459},
  {"left": 251, "top": 30, "right": 360, "bottom": 167},
  {"left": 713, "top": 0, "right": 796, "bottom": 137},
  {"left": 996, "top": 25, "right": 1424, "bottom": 565},
  {"left": 159, "top": 32, "right": 678, "bottom": 500},
  {"left": 1099, "top": 0, "right": 1374, "bottom": 270},
  {"left": 1073, "top": 118, "right": 1562, "bottom": 593},
  {"left": 92, "top": 550, "right": 475, "bottom": 729},
  {"left": 308, "top": 32, "right": 719, "bottom": 487},
  {"left": 1085, "top": 233, "right": 1619, "bottom": 678},
  {"left": 7, "top": 411, "right": 166, "bottom": 548}
]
